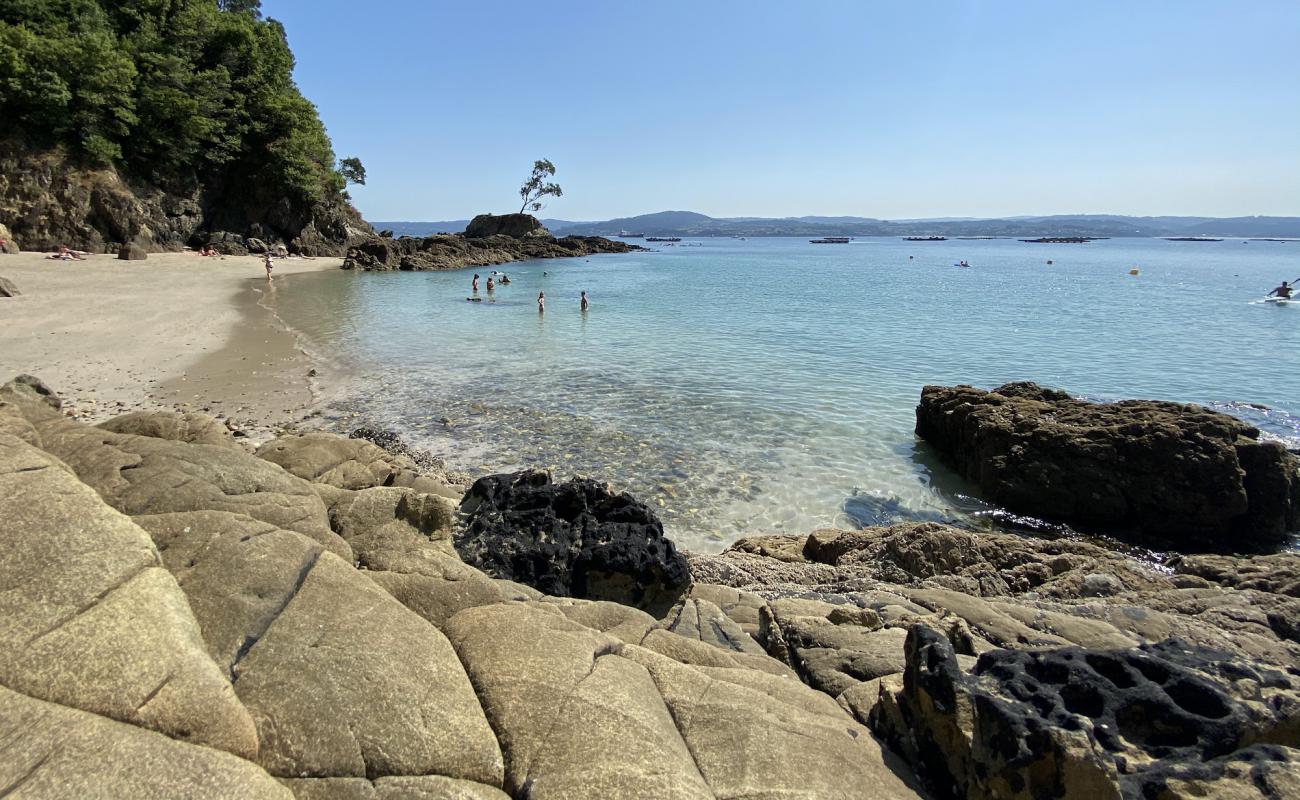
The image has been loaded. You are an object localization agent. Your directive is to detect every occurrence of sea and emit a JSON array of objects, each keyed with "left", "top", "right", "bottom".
[{"left": 267, "top": 236, "right": 1300, "bottom": 553}]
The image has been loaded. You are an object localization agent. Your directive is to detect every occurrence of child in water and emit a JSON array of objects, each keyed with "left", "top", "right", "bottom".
[
  {"left": 580, "top": 291, "right": 589, "bottom": 311},
  {"left": 264, "top": 253, "right": 274, "bottom": 279},
  {"left": 537, "top": 292, "right": 545, "bottom": 312},
  {"left": 472, "top": 274, "right": 479, "bottom": 292}
]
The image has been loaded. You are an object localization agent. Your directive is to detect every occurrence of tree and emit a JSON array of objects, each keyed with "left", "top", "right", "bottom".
[
  {"left": 217, "top": 0, "right": 262, "bottom": 17},
  {"left": 518, "top": 158, "right": 561, "bottom": 214},
  {"left": 339, "top": 156, "right": 365, "bottom": 186}
]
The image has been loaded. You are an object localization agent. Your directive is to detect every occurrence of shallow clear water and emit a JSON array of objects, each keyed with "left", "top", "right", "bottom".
[{"left": 270, "top": 237, "right": 1300, "bottom": 552}]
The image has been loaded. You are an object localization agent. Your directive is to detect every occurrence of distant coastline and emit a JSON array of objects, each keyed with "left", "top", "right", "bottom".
[{"left": 376, "top": 211, "right": 1300, "bottom": 241}]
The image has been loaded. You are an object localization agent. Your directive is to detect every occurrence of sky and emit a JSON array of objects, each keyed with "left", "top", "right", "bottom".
[{"left": 266, "top": 0, "right": 1300, "bottom": 221}]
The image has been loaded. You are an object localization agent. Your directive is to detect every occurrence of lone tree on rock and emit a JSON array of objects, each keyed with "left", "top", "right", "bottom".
[{"left": 518, "top": 159, "right": 562, "bottom": 214}]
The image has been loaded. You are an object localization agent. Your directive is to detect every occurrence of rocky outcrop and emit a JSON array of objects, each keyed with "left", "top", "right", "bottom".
[
  {"left": 256, "top": 431, "right": 464, "bottom": 500},
  {"left": 456, "top": 470, "right": 691, "bottom": 613},
  {"left": 0, "top": 221, "right": 18, "bottom": 252},
  {"left": 117, "top": 242, "right": 147, "bottom": 260},
  {"left": 464, "top": 212, "right": 553, "bottom": 239},
  {"left": 0, "top": 276, "right": 18, "bottom": 297},
  {"left": 915, "top": 382, "right": 1300, "bottom": 550},
  {"left": 870, "top": 626, "right": 1300, "bottom": 800},
  {"left": 341, "top": 232, "right": 638, "bottom": 271},
  {"left": 98, "top": 409, "right": 241, "bottom": 450},
  {"left": 0, "top": 143, "right": 372, "bottom": 255}
]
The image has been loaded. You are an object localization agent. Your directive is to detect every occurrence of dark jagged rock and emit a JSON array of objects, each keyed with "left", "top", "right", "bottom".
[
  {"left": 870, "top": 625, "right": 1300, "bottom": 800},
  {"left": 117, "top": 242, "right": 147, "bottom": 260},
  {"left": 341, "top": 231, "right": 639, "bottom": 272},
  {"left": 455, "top": 470, "right": 690, "bottom": 613},
  {"left": 915, "top": 382, "right": 1300, "bottom": 551},
  {"left": 463, "top": 212, "right": 552, "bottom": 239},
  {"left": 0, "top": 276, "right": 18, "bottom": 297}
]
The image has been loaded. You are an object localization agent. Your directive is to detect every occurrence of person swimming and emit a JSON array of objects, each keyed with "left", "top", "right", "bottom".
[
  {"left": 1269, "top": 280, "right": 1295, "bottom": 299},
  {"left": 500, "top": 274, "right": 511, "bottom": 284},
  {"left": 472, "top": 274, "right": 479, "bottom": 292},
  {"left": 580, "top": 291, "right": 589, "bottom": 311}
]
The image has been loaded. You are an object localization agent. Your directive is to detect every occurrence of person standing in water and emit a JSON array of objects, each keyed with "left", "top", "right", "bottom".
[
  {"left": 486, "top": 276, "right": 495, "bottom": 291},
  {"left": 472, "top": 274, "right": 479, "bottom": 293},
  {"left": 580, "top": 291, "right": 589, "bottom": 311},
  {"left": 264, "top": 253, "right": 274, "bottom": 279},
  {"left": 537, "top": 292, "right": 545, "bottom": 313}
]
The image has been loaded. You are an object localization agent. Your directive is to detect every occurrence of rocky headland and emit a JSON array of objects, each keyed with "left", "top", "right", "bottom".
[
  {"left": 342, "top": 213, "right": 641, "bottom": 271},
  {"left": 3, "top": 371, "right": 1299, "bottom": 799}
]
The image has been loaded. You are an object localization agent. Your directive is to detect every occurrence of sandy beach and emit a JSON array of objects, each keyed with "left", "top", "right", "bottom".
[{"left": 0, "top": 250, "right": 340, "bottom": 436}]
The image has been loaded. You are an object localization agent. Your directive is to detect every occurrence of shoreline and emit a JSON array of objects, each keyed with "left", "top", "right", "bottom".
[{"left": 0, "top": 251, "right": 340, "bottom": 439}]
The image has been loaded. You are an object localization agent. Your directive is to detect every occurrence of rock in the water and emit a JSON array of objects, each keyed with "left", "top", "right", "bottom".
[
  {"left": 117, "top": 241, "right": 148, "bottom": 260},
  {"left": 0, "top": 276, "right": 18, "bottom": 296},
  {"left": 456, "top": 470, "right": 690, "bottom": 613},
  {"left": 464, "top": 212, "right": 552, "bottom": 239},
  {"left": 915, "top": 382, "right": 1300, "bottom": 549},
  {"left": 871, "top": 625, "right": 1300, "bottom": 800}
]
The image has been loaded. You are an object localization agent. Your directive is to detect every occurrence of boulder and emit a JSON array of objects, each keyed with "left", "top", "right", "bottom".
[
  {"left": 456, "top": 470, "right": 691, "bottom": 613},
  {"left": 915, "top": 383, "right": 1300, "bottom": 550},
  {"left": 117, "top": 241, "right": 148, "bottom": 260},
  {"left": 257, "top": 432, "right": 461, "bottom": 498},
  {"left": 443, "top": 603, "right": 713, "bottom": 799},
  {"left": 870, "top": 625, "right": 1300, "bottom": 800},
  {"left": 0, "top": 276, "right": 18, "bottom": 296},
  {"left": 99, "top": 409, "right": 241, "bottom": 450},
  {"left": 0, "top": 685, "right": 290, "bottom": 800},
  {"left": 232, "top": 552, "right": 504, "bottom": 783},
  {"left": 246, "top": 237, "right": 269, "bottom": 254},
  {"left": 0, "top": 383, "right": 335, "bottom": 541},
  {"left": 0, "top": 434, "right": 258, "bottom": 759},
  {"left": 463, "top": 213, "right": 552, "bottom": 239}
]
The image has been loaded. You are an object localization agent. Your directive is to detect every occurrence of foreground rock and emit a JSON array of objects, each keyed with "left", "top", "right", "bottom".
[
  {"left": 2, "top": 374, "right": 933, "bottom": 798},
  {"left": 457, "top": 470, "right": 691, "bottom": 613},
  {"left": 0, "top": 276, "right": 18, "bottom": 297},
  {"left": 915, "top": 382, "right": 1300, "bottom": 550}
]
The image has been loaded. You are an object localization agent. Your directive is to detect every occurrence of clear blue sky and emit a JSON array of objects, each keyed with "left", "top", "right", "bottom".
[{"left": 266, "top": 0, "right": 1300, "bottom": 221}]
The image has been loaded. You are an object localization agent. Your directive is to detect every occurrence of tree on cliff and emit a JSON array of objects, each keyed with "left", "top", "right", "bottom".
[
  {"left": 339, "top": 157, "right": 366, "bottom": 186},
  {"left": 0, "top": 0, "right": 345, "bottom": 205},
  {"left": 518, "top": 159, "right": 563, "bottom": 214}
]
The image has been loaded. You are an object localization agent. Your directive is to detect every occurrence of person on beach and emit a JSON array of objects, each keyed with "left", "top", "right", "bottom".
[
  {"left": 264, "top": 253, "right": 274, "bottom": 279},
  {"left": 580, "top": 291, "right": 589, "bottom": 311},
  {"left": 1268, "top": 280, "right": 1294, "bottom": 299},
  {"left": 538, "top": 291, "right": 545, "bottom": 312},
  {"left": 472, "top": 274, "right": 479, "bottom": 293}
]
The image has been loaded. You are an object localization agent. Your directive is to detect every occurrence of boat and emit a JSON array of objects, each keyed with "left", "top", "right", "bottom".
[
  {"left": 646, "top": 236, "right": 681, "bottom": 242},
  {"left": 1020, "top": 237, "right": 1102, "bottom": 244},
  {"left": 904, "top": 236, "right": 946, "bottom": 241},
  {"left": 1163, "top": 237, "right": 1223, "bottom": 242},
  {"left": 617, "top": 230, "right": 645, "bottom": 238},
  {"left": 810, "top": 237, "right": 851, "bottom": 244}
]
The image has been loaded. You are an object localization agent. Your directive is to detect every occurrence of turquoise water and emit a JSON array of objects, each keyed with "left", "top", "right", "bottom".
[{"left": 271, "top": 237, "right": 1300, "bottom": 552}]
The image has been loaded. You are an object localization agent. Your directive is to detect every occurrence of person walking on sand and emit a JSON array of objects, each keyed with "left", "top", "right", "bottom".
[
  {"left": 538, "top": 291, "right": 545, "bottom": 313},
  {"left": 580, "top": 291, "right": 589, "bottom": 311},
  {"left": 472, "top": 274, "right": 479, "bottom": 293},
  {"left": 264, "top": 253, "right": 274, "bottom": 279}
]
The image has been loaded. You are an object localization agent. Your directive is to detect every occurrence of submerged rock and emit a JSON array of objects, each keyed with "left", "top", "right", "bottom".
[
  {"left": 456, "top": 470, "right": 691, "bottom": 613},
  {"left": 915, "top": 382, "right": 1300, "bottom": 550}
]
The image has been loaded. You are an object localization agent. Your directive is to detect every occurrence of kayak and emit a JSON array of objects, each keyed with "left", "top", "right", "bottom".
[{"left": 1262, "top": 296, "right": 1294, "bottom": 305}]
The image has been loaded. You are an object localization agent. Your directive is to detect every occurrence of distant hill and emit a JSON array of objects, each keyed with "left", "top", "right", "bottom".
[{"left": 375, "top": 212, "right": 1300, "bottom": 240}]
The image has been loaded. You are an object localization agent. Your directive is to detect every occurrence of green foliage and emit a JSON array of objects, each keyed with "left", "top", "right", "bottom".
[
  {"left": 339, "top": 156, "right": 365, "bottom": 186},
  {"left": 518, "top": 158, "right": 562, "bottom": 214},
  {"left": 0, "top": 0, "right": 345, "bottom": 203}
]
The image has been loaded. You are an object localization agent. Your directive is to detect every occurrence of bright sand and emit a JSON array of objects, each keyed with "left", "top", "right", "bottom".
[{"left": 0, "top": 250, "right": 340, "bottom": 435}]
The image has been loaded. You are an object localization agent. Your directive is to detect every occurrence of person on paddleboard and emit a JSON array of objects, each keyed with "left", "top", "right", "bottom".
[{"left": 1268, "top": 280, "right": 1294, "bottom": 299}]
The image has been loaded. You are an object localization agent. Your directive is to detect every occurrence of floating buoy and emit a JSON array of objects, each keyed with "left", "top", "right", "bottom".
[{"left": 1128, "top": 268, "right": 1140, "bottom": 276}]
